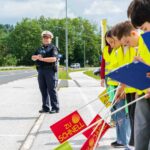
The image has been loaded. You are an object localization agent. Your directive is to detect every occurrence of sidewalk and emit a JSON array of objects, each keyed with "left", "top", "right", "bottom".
[{"left": 30, "top": 72, "right": 124, "bottom": 150}]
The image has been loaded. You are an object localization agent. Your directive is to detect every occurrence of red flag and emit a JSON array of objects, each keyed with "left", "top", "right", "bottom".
[
  {"left": 50, "top": 111, "right": 87, "bottom": 143},
  {"left": 83, "top": 115, "right": 102, "bottom": 138},
  {"left": 99, "top": 122, "right": 110, "bottom": 139},
  {"left": 81, "top": 120, "right": 110, "bottom": 150}
]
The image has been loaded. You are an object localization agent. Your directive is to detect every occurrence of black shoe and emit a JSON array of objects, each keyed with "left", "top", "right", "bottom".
[
  {"left": 49, "top": 109, "right": 59, "bottom": 114},
  {"left": 111, "top": 142, "right": 125, "bottom": 148},
  {"left": 111, "top": 141, "right": 117, "bottom": 146},
  {"left": 39, "top": 109, "right": 49, "bottom": 113}
]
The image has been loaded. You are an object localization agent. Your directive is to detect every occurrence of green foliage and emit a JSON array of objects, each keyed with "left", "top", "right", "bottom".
[
  {"left": 0, "top": 25, "right": 10, "bottom": 65},
  {"left": 0, "top": 17, "right": 101, "bottom": 67},
  {"left": 8, "top": 18, "right": 42, "bottom": 65},
  {"left": 3, "top": 54, "right": 17, "bottom": 66}
]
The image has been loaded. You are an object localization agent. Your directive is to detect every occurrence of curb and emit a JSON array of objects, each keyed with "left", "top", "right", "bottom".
[{"left": 19, "top": 114, "right": 45, "bottom": 150}]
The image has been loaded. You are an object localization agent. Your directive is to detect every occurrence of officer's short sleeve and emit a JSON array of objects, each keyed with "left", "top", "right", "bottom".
[{"left": 51, "top": 46, "right": 58, "bottom": 58}]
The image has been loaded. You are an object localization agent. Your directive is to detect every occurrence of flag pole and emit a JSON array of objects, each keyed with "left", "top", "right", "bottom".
[
  {"left": 78, "top": 86, "right": 119, "bottom": 111},
  {"left": 53, "top": 95, "right": 145, "bottom": 149},
  {"left": 70, "top": 94, "right": 145, "bottom": 143}
]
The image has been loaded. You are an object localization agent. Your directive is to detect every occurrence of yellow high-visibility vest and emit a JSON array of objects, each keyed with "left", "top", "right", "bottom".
[
  {"left": 120, "top": 47, "right": 137, "bottom": 93},
  {"left": 136, "top": 36, "right": 150, "bottom": 95},
  {"left": 103, "top": 46, "right": 123, "bottom": 86},
  {"left": 103, "top": 46, "right": 138, "bottom": 93}
]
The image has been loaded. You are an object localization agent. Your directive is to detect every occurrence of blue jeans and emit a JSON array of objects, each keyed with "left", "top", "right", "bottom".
[{"left": 112, "top": 99, "right": 131, "bottom": 146}]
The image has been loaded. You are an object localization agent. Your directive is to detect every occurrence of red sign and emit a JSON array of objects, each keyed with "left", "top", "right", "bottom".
[
  {"left": 83, "top": 115, "right": 102, "bottom": 138},
  {"left": 50, "top": 111, "right": 87, "bottom": 143},
  {"left": 81, "top": 119, "right": 110, "bottom": 150}
]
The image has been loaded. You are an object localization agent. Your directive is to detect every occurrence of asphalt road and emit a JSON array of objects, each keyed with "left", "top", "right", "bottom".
[
  {"left": 0, "top": 77, "right": 41, "bottom": 150},
  {"left": 0, "top": 69, "right": 37, "bottom": 85}
]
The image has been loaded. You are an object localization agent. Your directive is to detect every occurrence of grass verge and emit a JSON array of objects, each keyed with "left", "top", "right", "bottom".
[
  {"left": 0, "top": 67, "right": 34, "bottom": 72},
  {"left": 58, "top": 68, "right": 88, "bottom": 80},
  {"left": 83, "top": 70, "right": 100, "bottom": 80}
]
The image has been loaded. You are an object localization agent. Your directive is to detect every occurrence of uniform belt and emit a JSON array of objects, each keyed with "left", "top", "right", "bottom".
[{"left": 36, "top": 65, "right": 53, "bottom": 69}]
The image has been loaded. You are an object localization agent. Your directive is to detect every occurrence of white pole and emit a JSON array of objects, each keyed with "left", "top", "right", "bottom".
[
  {"left": 56, "top": 36, "right": 59, "bottom": 80},
  {"left": 65, "top": 0, "right": 69, "bottom": 79}
]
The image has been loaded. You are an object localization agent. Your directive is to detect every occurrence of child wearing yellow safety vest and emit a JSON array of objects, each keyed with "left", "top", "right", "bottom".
[
  {"left": 111, "top": 21, "right": 138, "bottom": 149},
  {"left": 128, "top": 1, "right": 150, "bottom": 149},
  {"left": 102, "top": 30, "right": 131, "bottom": 149},
  {"left": 100, "top": 31, "right": 113, "bottom": 87}
]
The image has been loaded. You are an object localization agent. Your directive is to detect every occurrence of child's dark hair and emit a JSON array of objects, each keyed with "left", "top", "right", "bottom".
[
  {"left": 111, "top": 21, "right": 135, "bottom": 40},
  {"left": 127, "top": 0, "right": 150, "bottom": 28},
  {"left": 104, "top": 30, "right": 113, "bottom": 52},
  {"left": 105, "top": 30, "right": 112, "bottom": 46},
  {"left": 111, "top": 24, "right": 120, "bottom": 37}
]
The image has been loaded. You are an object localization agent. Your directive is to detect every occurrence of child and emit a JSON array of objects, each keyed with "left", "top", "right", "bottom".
[
  {"left": 127, "top": 1, "right": 150, "bottom": 150},
  {"left": 104, "top": 29, "right": 131, "bottom": 149},
  {"left": 110, "top": 21, "right": 137, "bottom": 148},
  {"left": 100, "top": 31, "right": 113, "bottom": 87},
  {"left": 112, "top": 21, "right": 138, "bottom": 150}
]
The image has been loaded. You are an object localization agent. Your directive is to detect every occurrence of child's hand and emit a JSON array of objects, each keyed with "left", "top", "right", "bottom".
[
  {"left": 145, "top": 88, "right": 150, "bottom": 98},
  {"left": 115, "top": 86, "right": 125, "bottom": 102},
  {"left": 115, "top": 91, "right": 126, "bottom": 102},
  {"left": 100, "top": 79, "right": 105, "bottom": 87},
  {"left": 134, "top": 56, "right": 144, "bottom": 62},
  {"left": 146, "top": 72, "right": 150, "bottom": 78}
]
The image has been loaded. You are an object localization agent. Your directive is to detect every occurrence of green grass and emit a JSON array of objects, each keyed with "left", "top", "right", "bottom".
[
  {"left": 0, "top": 67, "right": 34, "bottom": 72},
  {"left": 84, "top": 70, "right": 100, "bottom": 80},
  {"left": 58, "top": 69, "right": 71, "bottom": 80},
  {"left": 58, "top": 68, "right": 88, "bottom": 80}
]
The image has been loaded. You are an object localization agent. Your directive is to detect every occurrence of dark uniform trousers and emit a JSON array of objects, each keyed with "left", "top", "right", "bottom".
[{"left": 38, "top": 67, "right": 59, "bottom": 111}]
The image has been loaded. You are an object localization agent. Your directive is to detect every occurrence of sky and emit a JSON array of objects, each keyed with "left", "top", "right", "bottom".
[{"left": 0, "top": 0, "right": 132, "bottom": 26}]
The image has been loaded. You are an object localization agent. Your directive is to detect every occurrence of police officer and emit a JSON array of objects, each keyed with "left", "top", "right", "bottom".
[{"left": 32, "top": 31, "right": 59, "bottom": 114}]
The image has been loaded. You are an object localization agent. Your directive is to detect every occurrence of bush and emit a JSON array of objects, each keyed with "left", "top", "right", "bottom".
[{"left": 3, "top": 54, "right": 17, "bottom": 66}]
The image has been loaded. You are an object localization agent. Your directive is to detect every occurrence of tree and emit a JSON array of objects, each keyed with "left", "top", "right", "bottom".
[
  {"left": 8, "top": 18, "right": 42, "bottom": 65},
  {"left": 0, "top": 17, "right": 101, "bottom": 67},
  {"left": 0, "top": 25, "right": 11, "bottom": 66}
]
